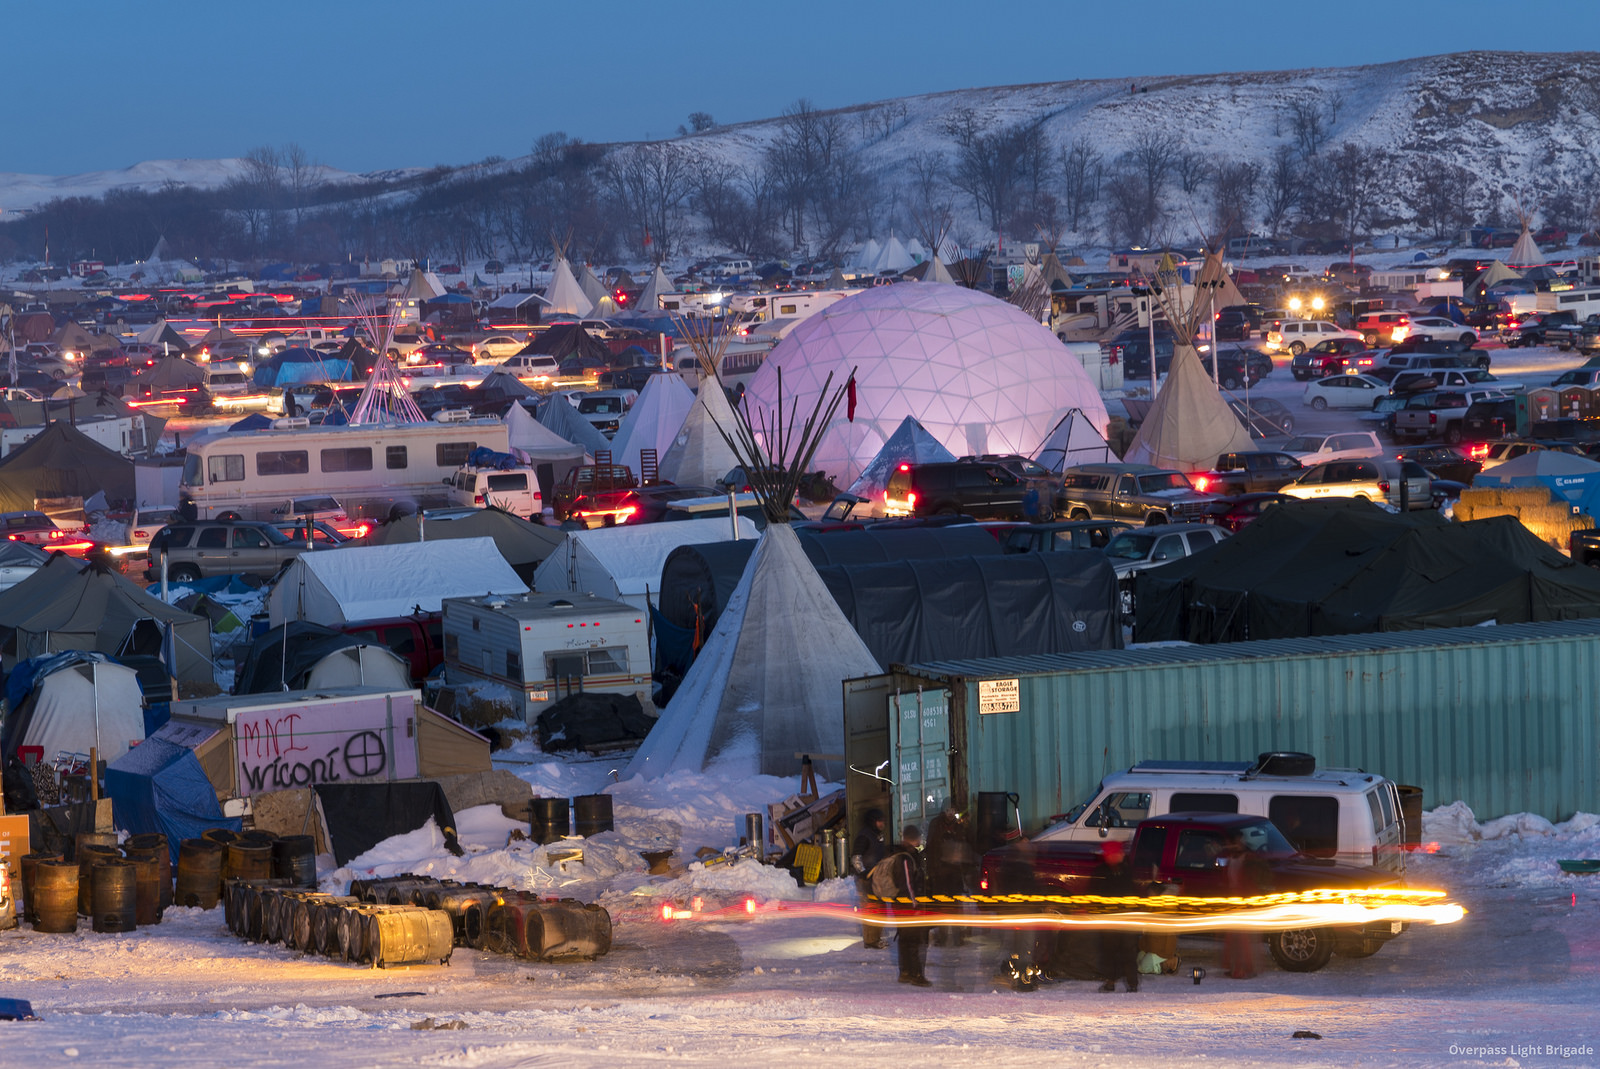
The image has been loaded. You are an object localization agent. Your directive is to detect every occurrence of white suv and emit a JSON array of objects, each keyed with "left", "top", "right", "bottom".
[{"left": 1266, "top": 320, "right": 1363, "bottom": 355}]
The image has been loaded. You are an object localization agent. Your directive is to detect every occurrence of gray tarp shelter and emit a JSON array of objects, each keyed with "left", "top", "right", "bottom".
[
  {"left": 0, "top": 421, "right": 137, "bottom": 511},
  {"left": 1136, "top": 499, "right": 1600, "bottom": 643},
  {"left": 362, "top": 506, "right": 563, "bottom": 585}
]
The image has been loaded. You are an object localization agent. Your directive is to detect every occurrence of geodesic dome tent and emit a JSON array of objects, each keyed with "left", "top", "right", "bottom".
[{"left": 744, "top": 283, "right": 1110, "bottom": 488}]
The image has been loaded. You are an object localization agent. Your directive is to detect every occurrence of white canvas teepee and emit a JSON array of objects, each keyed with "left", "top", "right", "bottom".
[
  {"left": 854, "top": 238, "right": 881, "bottom": 271},
  {"left": 633, "top": 265, "right": 675, "bottom": 315},
  {"left": 847, "top": 415, "right": 956, "bottom": 500},
  {"left": 658, "top": 382, "right": 745, "bottom": 486},
  {"left": 627, "top": 523, "right": 882, "bottom": 779},
  {"left": 1122, "top": 346, "right": 1255, "bottom": 472},
  {"left": 922, "top": 256, "right": 955, "bottom": 285},
  {"left": 1033, "top": 409, "right": 1116, "bottom": 472},
  {"left": 609, "top": 372, "right": 695, "bottom": 478},
  {"left": 869, "top": 234, "right": 915, "bottom": 274},
  {"left": 537, "top": 395, "right": 611, "bottom": 456},
  {"left": 544, "top": 258, "right": 594, "bottom": 317},
  {"left": 577, "top": 263, "right": 607, "bottom": 309},
  {"left": 1510, "top": 221, "right": 1542, "bottom": 265}
]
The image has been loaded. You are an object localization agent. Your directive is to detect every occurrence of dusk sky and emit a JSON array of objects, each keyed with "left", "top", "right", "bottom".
[{"left": 5, "top": 1, "right": 1586, "bottom": 176}]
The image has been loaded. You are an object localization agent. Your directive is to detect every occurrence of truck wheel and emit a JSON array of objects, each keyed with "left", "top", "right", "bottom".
[
  {"left": 1143, "top": 512, "right": 1168, "bottom": 526},
  {"left": 1289, "top": 342, "right": 1305, "bottom": 356},
  {"left": 1460, "top": 333, "right": 1475, "bottom": 345},
  {"left": 1476, "top": 356, "right": 1492, "bottom": 370},
  {"left": 170, "top": 565, "right": 201, "bottom": 584},
  {"left": 1444, "top": 425, "right": 1463, "bottom": 445},
  {"left": 1269, "top": 928, "right": 1335, "bottom": 972},
  {"left": 1310, "top": 396, "right": 1328, "bottom": 411}
]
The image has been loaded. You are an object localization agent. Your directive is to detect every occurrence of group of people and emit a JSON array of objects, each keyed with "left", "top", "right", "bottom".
[{"left": 849, "top": 805, "right": 1263, "bottom": 991}]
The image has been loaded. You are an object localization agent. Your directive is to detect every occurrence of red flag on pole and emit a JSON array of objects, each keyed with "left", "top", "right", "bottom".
[{"left": 846, "top": 376, "right": 857, "bottom": 422}]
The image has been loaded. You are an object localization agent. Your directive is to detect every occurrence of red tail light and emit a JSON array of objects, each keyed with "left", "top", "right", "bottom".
[
  {"left": 1195, "top": 475, "right": 1209, "bottom": 492},
  {"left": 1469, "top": 444, "right": 1489, "bottom": 459},
  {"left": 907, "top": 492, "right": 916, "bottom": 507},
  {"left": 134, "top": 530, "right": 148, "bottom": 539},
  {"left": 1378, "top": 481, "right": 1391, "bottom": 493}
]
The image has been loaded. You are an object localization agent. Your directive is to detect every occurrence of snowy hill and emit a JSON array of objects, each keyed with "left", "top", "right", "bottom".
[{"left": 0, "top": 158, "right": 389, "bottom": 213}]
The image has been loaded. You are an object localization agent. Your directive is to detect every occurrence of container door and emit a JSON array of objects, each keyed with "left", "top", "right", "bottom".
[
  {"left": 843, "top": 675, "right": 894, "bottom": 834},
  {"left": 889, "top": 689, "right": 950, "bottom": 837}
]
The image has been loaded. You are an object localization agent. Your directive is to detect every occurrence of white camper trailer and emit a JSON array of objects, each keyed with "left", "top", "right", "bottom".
[{"left": 442, "top": 592, "right": 652, "bottom": 722}]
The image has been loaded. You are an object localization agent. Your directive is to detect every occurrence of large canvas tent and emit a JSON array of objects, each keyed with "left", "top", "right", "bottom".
[
  {"left": 0, "top": 420, "right": 137, "bottom": 511},
  {"left": 846, "top": 415, "right": 956, "bottom": 501},
  {"left": 608, "top": 372, "right": 695, "bottom": 479},
  {"left": 105, "top": 732, "right": 235, "bottom": 860},
  {"left": 521, "top": 323, "right": 611, "bottom": 364},
  {"left": 536, "top": 394, "right": 612, "bottom": 455},
  {"left": 266, "top": 538, "right": 525, "bottom": 627},
  {"left": 1121, "top": 345, "right": 1255, "bottom": 471},
  {"left": 363, "top": 506, "right": 563, "bottom": 584},
  {"left": 0, "top": 556, "right": 212, "bottom": 684},
  {"left": 1136, "top": 499, "right": 1600, "bottom": 642},
  {"left": 533, "top": 517, "right": 758, "bottom": 611},
  {"left": 628, "top": 524, "right": 882, "bottom": 780},
  {"left": 1, "top": 652, "right": 146, "bottom": 764},
  {"left": 504, "top": 403, "right": 588, "bottom": 493}
]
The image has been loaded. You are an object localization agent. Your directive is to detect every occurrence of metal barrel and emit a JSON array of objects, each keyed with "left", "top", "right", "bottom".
[
  {"left": 91, "top": 859, "right": 138, "bottom": 933},
  {"left": 176, "top": 839, "right": 225, "bottom": 909},
  {"left": 227, "top": 842, "right": 274, "bottom": 883},
  {"left": 20, "top": 852, "right": 62, "bottom": 926},
  {"left": 573, "top": 794, "right": 615, "bottom": 838},
  {"left": 523, "top": 899, "right": 613, "bottom": 962},
  {"left": 122, "top": 849, "right": 165, "bottom": 926},
  {"left": 367, "top": 907, "right": 454, "bottom": 969},
  {"left": 72, "top": 831, "right": 116, "bottom": 862},
  {"left": 31, "top": 859, "right": 79, "bottom": 933},
  {"left": 271, "top": 835, "right": 317, "bottom": 889},
  {"left": 126, "top": 834, "right": 172, "bottom": 909},
  {"left": 529, "top": 797, "right": 570, "bottom": 844},
  {"left": 76, "top": 844, "right": 121, "bottom": 916}
]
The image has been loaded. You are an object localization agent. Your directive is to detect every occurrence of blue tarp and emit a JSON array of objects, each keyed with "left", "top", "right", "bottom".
[
  {"left": 252, "top": 347, "right": 354, "bottom": 388},
  {"left": 3, "top": 651, "right": 107, "bottom": 723},
  {"left": 230, "top": 413, "right": 273, "bottom": 431},
  {"left": 465, "top": 446, "right": 524, "bottom": 471},
  {"left": 105, "top": 735, "right": 237, "bottom": 863}
]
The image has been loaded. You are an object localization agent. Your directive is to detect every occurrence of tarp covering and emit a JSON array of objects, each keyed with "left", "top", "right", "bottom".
[
  {"left": 252, "top": 346, "right": 352, "bottom": 388},
  {"left": 1136, "top": 499, "right": 1600, "bottom": 642},
  {"left": 105, "top": 732, "right": 234, "bottom": 862},
  {"left": 629, "top": 524, "right": 882, "bottom": 780},
  {"left": 534, "top": 517, "right": 758, "bottom": 611},
  {"left": 537, "top": 395, "right": 613, "bottom": 455},
  {"left": 266, "top": 537, "right": 525, "bottom": 627},
  {"left": 846, "top": 416, "right": 956, "bottom": 500},
  {"left": 658, "top": 526, "right": 1004, "bottom": 634},
  {"left": 364, "top": 507, "right": 563, "bottom": 584},
  {"left": 522, "top": 323, "right": 611, "bottom": 363},
  {"left": 314, "top": 780, "right": 460, "bottom": 865},
  {"left": 1, "top": 652, "right": 145, "bottom": 764},
  {"left": 0, "top": 556, "right": 212, "bottom": 684},
  {"left": 504, "top": 403, "right": 589, "bottom": 491},
  {"left": 813, "top": 551, "right": 1122, "bottom": 667},
  {"left": 0, "top": 420, "right": 137, "bottom": 511},
  {"left": 1121, "top": 345, "right": 1256, "bottom": 472},
  {"left": 609, "top": 371, "right": 695, "bottom": 480},
  {"left": 138, "top": 355, "right": 206, "bottom": 389}
]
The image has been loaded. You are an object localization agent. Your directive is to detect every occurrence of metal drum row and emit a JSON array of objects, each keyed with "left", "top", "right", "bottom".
[
  {"left": 19, "top": 832, "right": 173, "bottom": 934},
  {"left": 350, "top": 875, "right": 613, "bottom": 962},
  {"left": 175, "top": 831, "right": 317, "bottom": 910},
  {"left": 223, "top": 880, "right": 454, "bottom": 969}
]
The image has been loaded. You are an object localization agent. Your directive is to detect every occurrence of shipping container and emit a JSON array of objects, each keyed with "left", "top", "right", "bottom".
[{"left": 843, "top": 619, "right": 1600, "bottom": 838}]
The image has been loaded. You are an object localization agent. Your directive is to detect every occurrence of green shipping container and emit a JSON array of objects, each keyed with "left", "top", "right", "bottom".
[{"left": 843, "top": 619, "right": 1600, "bottom": 837}]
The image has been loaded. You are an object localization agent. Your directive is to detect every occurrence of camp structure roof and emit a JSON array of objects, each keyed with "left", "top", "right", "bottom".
[
  {"left": 364, "top": 506, "right": 563, "bottom": 585},
  {"left": 194, "top": 326, "right": 241, "bottom": 350},
  {"left": 853, "top": 238, "right": 882, "bottom": 271},
  {"left": 867, "top": 234, "right": 915, "bottom": 274},
  {"left": 1510, "top": 222, "right": 1542, "bottom": 265},
  {"left": 628, "top": 524, "right": 882, "bottom": 780},
  {"left": 487, "top": 290, "right": 550, "bottom": 311},
  {"left": 52, "top": 319, "right": 112, "bottom": 354},
  {"left": 2, "top": 652, "right": 146, "bottom": 765},
  {"left": 137, "top": 354, "right": 206, "bottom": 389},
  {"left": 105, "top": 729, "right": 236, "bottom": 856},
  {"left": 251, "top": 346, "right": 353, "bottom": 389},
  {"left": 522, "top": 323, "right": 611, "bottom": 363},
  {"left": 1121, "top": 345, "right": 1255, "bottom": 472},
  {"left": 265, "top": 537, "right": 525, "bottom": 628},
  {"left": 0, "top": 420, "right": 137, "bottom": 511},
  {"left": 1039, "top": 252, "right": 1075, "bottom": 291},
  {"left": 536, "top": 394, "right": 612, "bottom": 455},
  {"left": 846, "top": 415, "right": 956, "bottom": 500},
  {"left": 1136, "top": 498, "right": 1600, "bottom": 643},
  {"left": 0, "top": 555, "right": 212, "bottom": 684},
  {"left": 533, "top": 516, "right": 758, "bottom": 611},
  {"left": 608, "top": 371, "right": 695, "bottom": 480},
  {"left": 658, "top": 380, "right": 745, "bottom": 487},
  {"left": 543, "top": 258, "right": 593, "bottom": 317},
  {"left": 135, "top": 319, "right": 190, "bottom": 353}
]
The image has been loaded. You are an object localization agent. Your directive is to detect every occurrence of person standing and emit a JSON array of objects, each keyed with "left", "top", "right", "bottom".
[
  {"left": 1092, "top": 839, "right": 1142, "bottom": 992},
  {"left": 851, "top": 809, "right": 889, "bottom": 949},
  {"left": 925, "top": 799, "right": 976, "bottom": 947},
  {"left": 1220, "top": 837, "right": 1266, "bottom": 978},
  {"left": 871, "top": 824, "right": 930, "bottom": 986}
]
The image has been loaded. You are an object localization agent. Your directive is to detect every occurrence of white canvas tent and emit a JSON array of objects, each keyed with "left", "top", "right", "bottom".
[
  {"left": 847, "top": 415, "right": 956, "bottom": 501},
  {"left": 868, "top": 234, "right": 915, "bottom": 274},
  {"left": 266, "top": 537, "right": 525, "bottom": 627},
  {"left": 658, "top": 380, "right": 745, "bottom": 487},
  {"left": 853, "top": 238, "right": 881, "bottom": 271},
  {"left": 302, "top": 645, "right": 412, "bottom": 690},
  {"left": 923, "top": 256, "right": 955, "bottom": 285},
  {"left": 1033, "top": 408, "right": 1117, "bottom": 472},
  {"left": 537, "top": 395, "right": 613, "bottom": 455},
  {"left": 400, "top": 268, "right": 445, "bottom": 301},
  {"left": 628, "top": 524, "right": 882, "bottom": 779},
  {"left": 505, "top": 402, "right": 590, "bottom": 473},
  {"left": 1122, "top": 346, "right": 1255, "bottom": 472},
  {"left": 608, "top": 372, "right": 695, "bottom": 479},
  {"left": 3, "top": 654, "right": 145, "bottom": 764},
  {"left": 533, "top": 517, "right": 758, "bottom": 611},
  {"left": 543, "top": 258, "right": 594, "bottom": 317},
  {"left": 632, "top": 265, "right": 675, "bottom": 316},
  {"left": 577, "top": 263, "right": 607, "bottom": 309},
  {"left": 1510, "top": 223, "right": 1542, "bottom": 265}
]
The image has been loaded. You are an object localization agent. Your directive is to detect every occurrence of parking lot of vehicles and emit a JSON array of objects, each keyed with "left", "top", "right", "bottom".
[
  {"left": 1303, "top": 373, "right": 1387, "bottom": 410},
  {"left": 1266, "top": 319, "right": 1362, "bottom": 355},
  {"left": 1395, "top": 445, "right": 1482, "bottom": 484},
  {"left": 1388, "top": 388, "right": 1512, "bottom": 444},
  {"left": 1104, "top": 522, "right": 1228, "bottom": 614},
  {"left": 1058, "top": 464, "right": 1217, "bottom": 525},
  {"left": 1281, "top": 457, "right": 1432, "bottom": 509},
  {"left": 1, "top": 510, "right": 98, "bottom": 557}
]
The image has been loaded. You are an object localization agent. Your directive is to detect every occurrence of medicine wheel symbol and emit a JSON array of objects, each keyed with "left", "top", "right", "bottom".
[{"left": 344, "top": 731, "right": 386, "bottom": 778}]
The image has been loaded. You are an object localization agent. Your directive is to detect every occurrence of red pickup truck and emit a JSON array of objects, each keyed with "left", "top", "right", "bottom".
[{"left": 979, "top": 812, "right": 1408, "bottom": 972}]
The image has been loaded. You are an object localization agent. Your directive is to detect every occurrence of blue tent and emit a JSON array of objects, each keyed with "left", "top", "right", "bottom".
[
  {"left": 106, "top": 732, "right": 237, "bottom": 863},
  {"left": 252, "top": 346, "right": 353, "bottom": 388},
  {"left": 1476, "top": 450, "right": 1600, "bottom": 515},
  {"left": 230, "top": 413, "right": 273, "bottom": 431}
]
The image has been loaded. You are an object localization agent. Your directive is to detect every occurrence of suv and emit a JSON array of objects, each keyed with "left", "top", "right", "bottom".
[
  {"left": 144, "top": 520, "right": 308, "bottom": 581},
  {"left": 1103, "top": 330, "right": 1177, "bottom": 379},
  {"left": 1057, "top": 464, "right": 1218, "bottom": 525},
  {"left": 1103, "top": 523, "right": 1228, "bottom": 615},
  {"left": 498, "top": 353, "right": 560, "bottom": 382},
  {"left": 1214, "top": 305, "right": 1262, "bottom": 341},
  {"left": 1212, "top": 348, "right": 1273, "bottom": 389},
  {"left": 1003, "top": 519, "right": 1132, "bottom": 553},
  {"left": 1356, "top": 310, "right": 1411, "bottom": 346},
  {"left": 884, "top": 461, "right": 1047, "bottom": 521},
  {"left": 575, "top": 389, "right": 638, "bottom": 438},
  {"left": 447, "top": 465, "right": 542, "bottom": 516},
  {"left": 1193, "top": 451, "right": 1305, "bottom": 496},
  {"left": 1460, "top": 399, "right": 1518, "bottom": 447},
  {"left": 1280, "top": 430, "right": 1384, "bottom": 464},
  {"left": 1292, "top": 337, "right": 1370, "bottom": 380},
  {"left": 1282, "top": 457, "right": 1432, "bottom": 510},
  {"left": 1389, "top": 388, "right": 1511, "bottom": 445},
  {"left": 1390, "top": 367, "right": 1506, "bottom": 394},
  {"left": 1265, "top": 320, "right": 1361, "bottom": 355}
]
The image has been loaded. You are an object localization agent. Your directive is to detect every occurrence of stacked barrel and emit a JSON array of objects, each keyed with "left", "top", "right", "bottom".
[{"left": 19, "top": 831, "right": 173, "bottom": 934}]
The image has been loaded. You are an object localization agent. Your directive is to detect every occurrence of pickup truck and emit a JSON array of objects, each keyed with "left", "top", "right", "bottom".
[
  {"left": 1192, "top": 452, "right": 1305, "bottom": 495},
  {"left": 1501, "top": 311, "right": 1580, "bottom": 347},
  {"left": 1057, "top": 463, "right": 1219, "bottom": 525},
  {"left": 979, "top": 812, "right": 1409, "bottom": 972},
  {"left": 1552, "top": 314, "right": 1600, "bottom": 354},
  {"left": 1570, "top": 526, "right": 1600, "bottom": 567},
  {"left": 1390, "top": 388, "right": 1512, "bottom": 445},
  {"left": 549, "top": 463, "right": 639, "bottom": 521}
]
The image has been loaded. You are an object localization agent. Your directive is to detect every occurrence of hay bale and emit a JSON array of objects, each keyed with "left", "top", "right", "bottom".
[
  {"left": 1501, "top": 486, "right": 1557, "bottom": 509},
  {"left": 1461, "top": 488, "right": 1502, "bottom": 509}
]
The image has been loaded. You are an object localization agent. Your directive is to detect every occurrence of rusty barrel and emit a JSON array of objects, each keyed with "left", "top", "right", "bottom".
[
  {"left": 19, "top": 851, "right": 62, "bottom": 925},
  {"left": 76, "top": 844, "right": 121, "bottom": 916},
  {"left": 572, "top": 794, "right": 614, "bottom": 837},
  {"left": 227, "top": 842, "right": 274, "bottom": 883},
  {"left": 522, "top": 899, "right": 613, "bottom": 961},
  {"left": 176, "top": 839, "right": 224, "bottom": 909},
  {"left": 126, "top": 834, "right": 172, "bottom": 909},
  {"left": 31, "top": 858, "right": 79, "bottom": 933},
  {"left": 122, "top": 848, "right": 165, "bottom": 926},
  {"left": 529, "top": 797, "right": 569, "bottom": 844},
  {"left": 429, "top": 887, "right": 499, "bottom": 948},
  {"left": 272, "top": 835, "right": 317, "bottom": 889},
  {"left": 91, "top": 859, "right": 138, "bottom": 933},
  {"left": 72, "top": 831, "right": 116, "bottom": 861}
]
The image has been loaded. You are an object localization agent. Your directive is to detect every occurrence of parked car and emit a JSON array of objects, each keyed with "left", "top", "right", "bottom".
[
  {"left": 144, "top": 519, "right": 308, "bottom": 581},
  {"left": 1501, "top": 311, "right": 1579, "bottom": 348},
  {"left": 1473, "top": 438, "right": 1586, "bottom": 471},
  {"left": 1002, "top": 519, "right": 1132, "bottom": 553},
  {"left": 1265, "top": 320, "right": 1362, "bottom": 356},
  {"left": 1192, "top": 451, "right": 1305, "bottom": 496},
  {"left": 1280, "top": 431, "right": 1385, "bottom": 464},
  {"left": 1103, "top": 523, "right": 1229, "bottom": 615},
  {"left": 1212, "top": 347, "right": 1274, "bottom": 389},
  {"left": 884, "top": 461, "right": 1046, "bottom": 521},
  {"left": 1303, "top": 373, "right": 1388, "bottom": 411},
  {"left": 471, "top": 335, "right": 527, "bottom": 363},
  {"left": 574, "top": 389, "right": 638, "bottom": 438},
  {"left": 1214, "top": 304, "right": 1263, "bottom": 341},
  {"left": 1405, "top": 316, "right": 1479, "bottom": 345},
  {"left": 1395, "top": 445, "right": 1482, "bottom": 484},
  {"left": 1389, "top": 367, "right": 1507, "bottom": 394},
  {"left": 1057, "top": 464, "right": 1218, "bottom": 525},
  {"left": 1459, "top": 399, "right": 1518, "bottom": 448},
  {"left": 269, "top": 519, "right": 350, "bottom": 546},
  {"left": 1389, "top": 388, "right": 1512, "bottom": 445},
  {"left": 1228, "top": 396, "right": 1296, "bottom": 437},
  {"left": 1204, "top": 491, "right": 1295, "bottom": 532},
  {"left": 1282, "top": 458, "right": 1432, "bottom": 510},
  {"left": 498, "top": 353, "right": 561, "bottom": 382},
  {"left": 1355, "top": 310, "right": 1412, "bottom": 347},
  {"left": 1, "top": 510, "right": 97, "bottom": 557},
  {"left": 1550, "top": 368, "right": 1600, "bottom": 388},
  {"left": 335, "top": 613, "right": 444, "bottom": 684},
  {"left": 549, "top": 462, "right": 639, "bottom": 521},
  {"left": 1103, "top": 330, "right": 1177, "bottom": 379},
  {"left": 1291, "top": 337, "right": 1371, "bottom": 380},
  {"left": 120, "top": 506, "right": 181, "bottom": 555}
]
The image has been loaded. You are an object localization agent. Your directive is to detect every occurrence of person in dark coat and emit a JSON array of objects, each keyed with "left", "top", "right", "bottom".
[
  {"left": 925, "top": 798, "right": 976, "bottom": 947},
  {"left": 871, "top": 824, "right": 929, "bottom": 986},
  {"left": 1092, "top": 839, "right": 1142, "bottom": 992},
  {"left": 851, "top": 808, "right": 890, "bottom": 949}
]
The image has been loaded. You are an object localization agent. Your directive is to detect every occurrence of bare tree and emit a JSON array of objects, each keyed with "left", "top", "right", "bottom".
[
  {"left": 1174, "top": 151, "right": 1212, "bottom": 196},
  {"left": 1123, "top": 130, "right": 1180, "bottom": 237},
  {"left": 688, "top": 112, "right": 716, "bottom": 132},
  {"left": 1059, "top": 139, "right": 1103, "bottom": 236},
  {"left": 1404, "top": 158, "right": 1480, "bottom": 241},
  {"left": 763, "top": 99, "right": 865, "bottom": 253},
  {"left": 1260, "top": 145, "right": 1299, "bottom": 236},
  {"left": 1287, "top": 92, "right": 1343, "bottom": 158},
  {"left": 1304, "top": 142, "right": 1390, "bottom": 249},
  {"left": 1211, "top": 160, "right": 1261, "bottom": 240},
  {"left": 604, "top": 143, "right": 692, "bottom": 260},
  {"left": 943, "top": 108, "right": 1046, "bottom": 241},
  {"left": 282, "top": 143, "right": 319, "bottom": 231}
]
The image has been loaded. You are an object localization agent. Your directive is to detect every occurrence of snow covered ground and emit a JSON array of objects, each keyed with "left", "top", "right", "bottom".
[{"left": 5, "top": 741, "right": 1600, "bottom": 1068}]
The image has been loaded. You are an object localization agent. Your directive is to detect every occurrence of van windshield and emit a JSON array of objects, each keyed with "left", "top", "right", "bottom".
[
  {"left": 1062, "top": 783, "right": 1105, "bottom": 825},
  {"left": 1104, "top": 532, "right": 1157, "bottom": 560}
]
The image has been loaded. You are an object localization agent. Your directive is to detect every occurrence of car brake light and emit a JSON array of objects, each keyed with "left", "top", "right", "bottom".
[
  {"left": 979, "top": 875, "right": 988, "bottom": 891},
  {"left": 1470, "top": 444, "right": 1489, "bottom": 459},
  {"left": 1429, "top": 413, "right": 1437, "bottom": 424},
  {"left": 134, "top": 530, "right": 148, "bottom": 539},
  {"left": 1378, "top": 481, "right": 1391, "bottom": 493},
  {"left": 1195, "top": 475, "right": 1209, "bottom": 491},
  {"left": 474, "top": 494, "right": 485, "bottom": 504},
  {"left": 907, "top": 493, "right": 916, "bottom": 507}
]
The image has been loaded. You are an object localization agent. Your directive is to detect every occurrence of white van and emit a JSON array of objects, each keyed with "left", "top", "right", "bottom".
[
  {"left": 202, "top": 367, "right": 252, "bottom": 396},
  {"left": 498, "top": 354, "right": 560, "bottom": 383},
  {"left": 1036, "top": 752, "right": 1407, "bottom": 874},
  {"left": 447, "top": 465, "right": 541, "bottom": 516}
]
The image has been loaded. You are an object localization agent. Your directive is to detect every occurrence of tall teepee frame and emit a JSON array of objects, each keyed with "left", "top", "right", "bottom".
[{"left": 346, "top": 293, "right": 426, "bottom": 425}]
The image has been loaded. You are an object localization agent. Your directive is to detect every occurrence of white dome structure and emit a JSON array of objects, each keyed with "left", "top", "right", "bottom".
[{"left": 745, "top": 283, "right": 1109, "bottom": 487}]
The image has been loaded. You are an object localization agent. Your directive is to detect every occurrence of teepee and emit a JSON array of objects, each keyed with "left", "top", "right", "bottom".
[
  {"left": 847, "top": 416, "right": 956, "bottom": 502},
  {"left": 1122, "top": 346, "right": 1255, "bottom": 472},
  {"left": 1033, "top": 409, "right": 1116, "bottom": 472},
  {"left": 536, "top": 395, "right": 611, "bottom": 456},
  {"left": 626, "top": 523, "right": 882, "bottom": 779},
  {"left": 659, "top": 380, "right": 744, "bottom": 486},
  {"left": 633, "top": 265, "right": 674, "bottom": 315},
  {"left": 577, "top": 263, "right": 608, "bottom": 309},
  {"left": 544, "top": 256, "right": 593, "bottom": 317},
  {"left": 1510, "top": 208, "right": 1542, "bottom": 266},
  {"left": 854, "top": 238, "right": 882, "bottom": 271},
  {"left": 609, "top": 371, "right": 695, "bottom": 479}
]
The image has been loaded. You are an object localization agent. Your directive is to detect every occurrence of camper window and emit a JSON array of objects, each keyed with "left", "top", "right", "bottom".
[
  {"left": 437, "top": 442, "right": 475, "bottom": 467},
  {"left": 1268, "top": 795, "right": 1339, "bottom": 857},
  {"left": 257, "top": 450, "right": 309, "bottom": 476},
  {"left": 387, "top": 446, "right": 408, "bottom": 470},
  {"left": 208, "top": 454, "right": 245, "bottom": 483},
  {"left": 321, "top": 447, "right": 373, "bottom": 473},
  {"left": 586, "top": 647, "right": 628, "bottom": 673},
  {"left": 506, "top": 651, "right": 520, "bottom": 676},
  {"left": 1169, "top": 792, "right": 1238, "bottom": 814}
]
